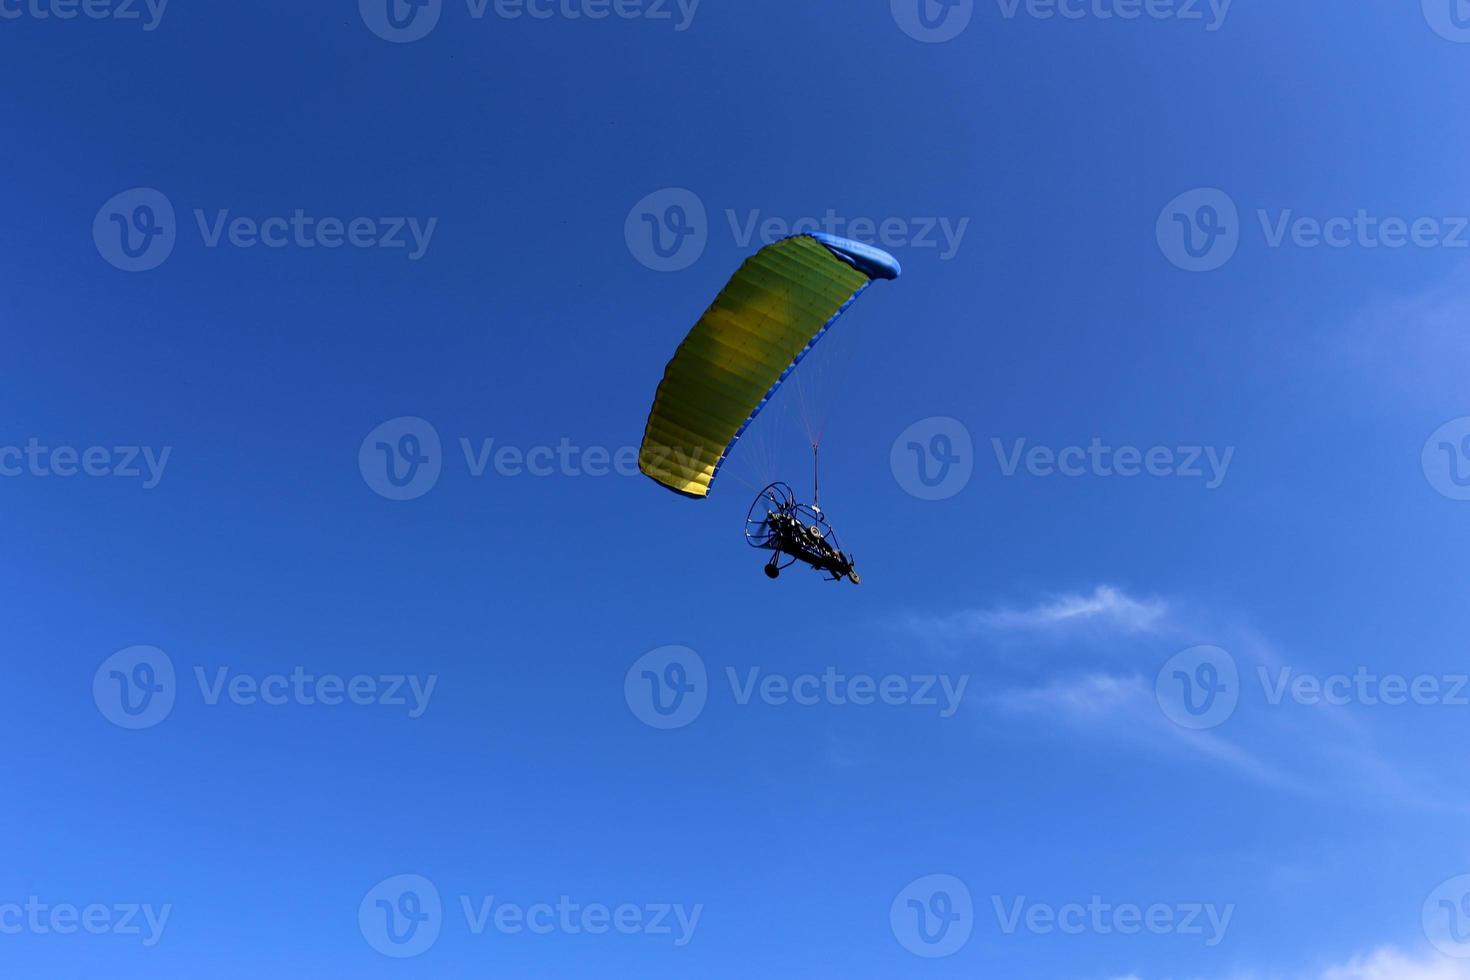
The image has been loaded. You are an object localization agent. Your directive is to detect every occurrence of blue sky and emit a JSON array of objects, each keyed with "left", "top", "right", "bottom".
[{"left": 4, "top": 1, "right": 1470, "bottom": 977}]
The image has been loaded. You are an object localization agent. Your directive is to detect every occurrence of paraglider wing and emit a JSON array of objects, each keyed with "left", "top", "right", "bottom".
[{"left": 638, "top": 233, "right": 901, "bottom": 498}]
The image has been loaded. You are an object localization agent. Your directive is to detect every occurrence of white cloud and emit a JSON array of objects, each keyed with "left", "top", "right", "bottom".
[
  {"left": 988, "top": 586, "right": 1168, "bottom": 632},
  {"left": 1328, "top": 266, "right": 1470, "bottom": 409},
  {"left": 994, "top": 671, "right": 1151, "bottom": 720},
  {"left": 907, "top": 583, "right": 1470, "bottom": 810},
  {"left": 1108, "top": 947, "right": 1470, "bottom": 980},
  {"left": 902, "top": 585, "right": 1168, "bottom": 642},
  {"left": 993, "top": 672, "right": 1291, "bottom": 788},
  {"left": 1317, "top": 948, "right": 1470, "bottom": 980}
]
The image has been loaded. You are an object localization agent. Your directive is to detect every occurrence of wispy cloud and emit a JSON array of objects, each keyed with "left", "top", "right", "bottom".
[
  {"left": 995, "top": 671, "right": 1149, "bottom": 719},
  {"left": 985, "top": 586, "right": 1168, "bottom": 633},
  {"left": 1326, "top": 265, "right": 1470, "bottom": 410},
  {"left": 1315, "top": 948, "right": 1470, "bottom": 979},
  {"left": 901, "top": 585, "right": 1169, "bottom": 644},
  {"left": 904, "top": 583, "right": 1470, "bottom": 812},
  {"left": 1117, "top": 947, "right": 1470, "bottom": 980},
  {"left": 992, "top": 672, "right": 1293, "bottom": 789}
]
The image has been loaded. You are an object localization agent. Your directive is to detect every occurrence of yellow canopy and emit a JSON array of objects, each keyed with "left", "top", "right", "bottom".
[{"left": 638, "top": 233, "right": 898, "bottom": 498}]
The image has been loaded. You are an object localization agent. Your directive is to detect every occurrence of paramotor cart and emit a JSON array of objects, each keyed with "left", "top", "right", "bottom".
[{"left": 744, "top": 482, "right": 860, "bottom": 584}]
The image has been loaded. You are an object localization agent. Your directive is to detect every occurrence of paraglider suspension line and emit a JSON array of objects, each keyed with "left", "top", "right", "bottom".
[{"left": 812, "top": 443, "right": 820, "bottom": 510}]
